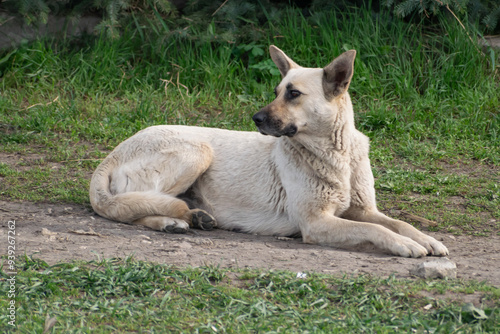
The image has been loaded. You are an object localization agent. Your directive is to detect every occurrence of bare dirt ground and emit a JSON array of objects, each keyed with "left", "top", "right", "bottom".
[{"left": 1, "top": 200, "right": 499, "bottom": 286}]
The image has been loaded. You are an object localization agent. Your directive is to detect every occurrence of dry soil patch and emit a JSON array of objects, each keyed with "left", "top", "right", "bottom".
[{"left": 1, "top": 200, "right": 499, "bottom": 287}]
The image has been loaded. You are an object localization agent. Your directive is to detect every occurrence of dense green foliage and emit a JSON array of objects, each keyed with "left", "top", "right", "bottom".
[
  {"left": 1, "top": 256, "right": 499, "bottom": 332},
  {"left": 2, "top": 0, "right": 500, "bottom": 33},
  {"left": 381, "top": 0, "right": 500, "bottom": 32}
]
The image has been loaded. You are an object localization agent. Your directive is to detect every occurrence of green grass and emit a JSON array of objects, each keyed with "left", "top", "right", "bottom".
[{"left": 1, "top": 256, "right": 499, "bottom": 333}]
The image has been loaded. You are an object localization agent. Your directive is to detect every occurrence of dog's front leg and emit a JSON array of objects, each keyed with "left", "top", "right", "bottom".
[
  {"left": 346, "top": 148, "right": 449, "bottom": 256},
  {"left": 342, "top": 208, "right": 449, "bottom": 256},
  {"left": 300, "top": 213, "right": 429, "bottom": 258}
]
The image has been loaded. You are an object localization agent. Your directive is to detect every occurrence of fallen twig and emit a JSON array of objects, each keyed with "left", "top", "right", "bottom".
[
  {"left": 400, "top": 211, "right": 438, "bottom": 227},
  {"left": 59, "top": 158, "right": 103, "bottom": 163},
  {"left": 212, "top": 0, "right": 229, "bottom": 16},
  {"left": 68, "top": 227, "right": 106, "bottom": 238},
  {"left": 23, "top": 96, "right": 60, "bottom": 110}
]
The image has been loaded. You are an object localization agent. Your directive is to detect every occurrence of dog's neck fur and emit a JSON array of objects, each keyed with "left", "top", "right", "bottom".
[
  {"left": 328, "top": 94, "right": 355, "bottom": 152},
  {"left": 279, "top": 93, "right": 355, "bottom": 185},
  {"left": 293, "top": 93, "right": 355, "bottom": 154}
]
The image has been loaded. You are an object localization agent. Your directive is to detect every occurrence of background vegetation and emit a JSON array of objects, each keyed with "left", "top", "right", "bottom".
[
  {"left": 0, "top": 1, "right": 499, "bottom": 332},
  {"left": 2, "top": 0, "right": 500, "bottom": 34}
]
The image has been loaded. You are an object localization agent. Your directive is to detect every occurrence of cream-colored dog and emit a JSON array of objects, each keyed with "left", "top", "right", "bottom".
[{"left": 90, "top": 45, "right": 448, "bottom": 257}]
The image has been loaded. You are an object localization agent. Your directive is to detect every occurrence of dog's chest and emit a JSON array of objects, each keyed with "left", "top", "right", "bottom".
[
  {"left": 306, "top": 162, "right": 351, "bottom": 215},
  {"left": 279, "top": 141, "right": 352, "bottom": 214}
]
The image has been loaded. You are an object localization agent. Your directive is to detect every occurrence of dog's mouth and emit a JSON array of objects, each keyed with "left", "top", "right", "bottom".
[
  {"left": 256, "top": 124, "right": 297, "bottom": 138},
  {"left": 253, "top": 111, "right": 297, "bottom": 138},
  {"left": 282, "top": 124, "right": 298, "bottom": 137}
]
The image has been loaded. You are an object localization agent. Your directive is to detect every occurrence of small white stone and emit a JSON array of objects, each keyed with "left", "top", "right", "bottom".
[
  {"left": 41, "top": 228, "right": 57, "bottom": 236},
  {"left": 175, "top": 241, "right": 192, "bottom": 249},
  {"left": 296, "top": 272, "right": 307, "bottom": 279},
  {"left": 410, "top": 258, "right": 457, "bottom": 279}
]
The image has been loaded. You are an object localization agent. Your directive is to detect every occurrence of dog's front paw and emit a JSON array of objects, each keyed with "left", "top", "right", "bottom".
[
  {"left": 390, "top": 236, "right": 428, "bottom": 258},
  {"left": 427, "top": 238, "right": 449, "bottom": 256},
  {"left": 191, "top": 209, "right": 217, "bottom": 231},
  {"left": 412, "top": 235, "right": 449, "bottom": 257}
]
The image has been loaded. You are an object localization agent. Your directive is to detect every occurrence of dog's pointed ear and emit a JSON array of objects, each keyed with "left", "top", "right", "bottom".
[
  {"left": 322, "top": 50, "right": 356, "bottom": 100},
  {"left": 269, "top": 45, "right": 300, "bottom": 77}
]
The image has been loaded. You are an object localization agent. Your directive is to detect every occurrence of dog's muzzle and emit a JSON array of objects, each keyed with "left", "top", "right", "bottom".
[
  {"left": 252, "top": 110, "right": 297, "bottom": 137},
  {"left": 252, "top": 111, "right": 268, "bottom": 132}
]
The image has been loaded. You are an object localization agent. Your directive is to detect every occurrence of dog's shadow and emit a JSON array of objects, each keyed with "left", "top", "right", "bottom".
[{"left": 89, "top": 214, "right": 392, "bottom": 258}]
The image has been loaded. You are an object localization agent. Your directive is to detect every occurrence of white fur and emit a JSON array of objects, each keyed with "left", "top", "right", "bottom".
[{"left": 89, "top": 46, "right": 449, "bottom": 258}]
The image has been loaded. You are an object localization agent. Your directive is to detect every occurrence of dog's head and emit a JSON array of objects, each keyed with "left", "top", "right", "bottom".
[{"left": 253, "top": 45, "right": 356, "bottom": 138}]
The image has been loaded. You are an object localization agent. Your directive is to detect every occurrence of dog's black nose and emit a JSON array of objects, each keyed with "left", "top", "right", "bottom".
[{"left": 252, "top": 111, "right": 267, "bottom": 126}]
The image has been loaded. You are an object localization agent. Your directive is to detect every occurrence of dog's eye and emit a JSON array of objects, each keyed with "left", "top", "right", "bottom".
[{"left": 289, "top": 90, "right": 302, "bottom": 98}]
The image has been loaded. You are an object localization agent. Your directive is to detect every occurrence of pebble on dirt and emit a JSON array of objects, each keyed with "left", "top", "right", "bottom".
[{"left": 409, "top": 258, "right": 457, "bottom": 279}]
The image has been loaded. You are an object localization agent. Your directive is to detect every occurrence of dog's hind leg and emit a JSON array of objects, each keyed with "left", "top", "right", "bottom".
[
  {"left": 106, "top": 189, "right": 217, "bottom": 233},
  {"left": 133, "top": 209, "right": 217, "bottom": 233},
  {"left": 91, "top": 138, "right": 217, "bottom": 233},
  {"left": 127, "top": 193, "right": 192, "bottom": 233},
  {"left": 117, "top": 193, "right": 217, "bottom": 233}
]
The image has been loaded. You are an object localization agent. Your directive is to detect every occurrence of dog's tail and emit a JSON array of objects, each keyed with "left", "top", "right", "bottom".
[{"left": 89, "top": 155, "right": 187, "bottom": 223}]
